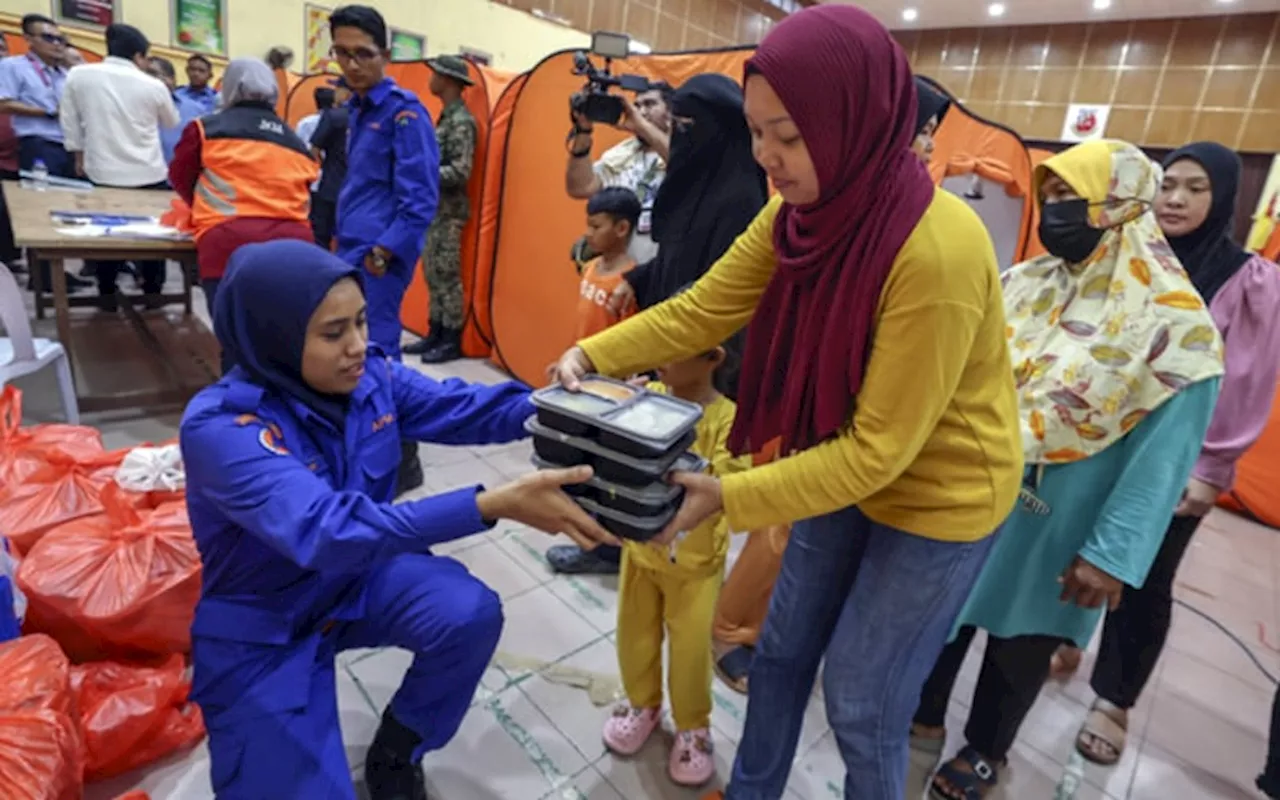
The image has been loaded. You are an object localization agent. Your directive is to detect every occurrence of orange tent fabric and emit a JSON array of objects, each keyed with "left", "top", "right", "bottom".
[
  {"left": 483, "top": 49, "right": 757, "bottom": 386},
  {"left": 283, "top": 62, "right": 516, "bottom": 359},
  {"left": 923, "top": 78, "right": 1036, "bottom": 267},
  {"left": 1218, "top": 376, "right": 1280, "bottom": 528}
]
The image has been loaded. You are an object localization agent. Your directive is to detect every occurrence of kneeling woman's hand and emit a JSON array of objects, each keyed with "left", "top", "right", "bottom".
[{"left": 477, "top": 466, "right": 621, "bottom": 551}]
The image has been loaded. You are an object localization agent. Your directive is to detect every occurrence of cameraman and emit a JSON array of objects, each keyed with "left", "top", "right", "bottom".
[{"left": 565, "top": 83, "right": 671, "bottom": 265}]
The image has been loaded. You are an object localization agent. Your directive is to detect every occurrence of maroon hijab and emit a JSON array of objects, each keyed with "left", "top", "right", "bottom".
[{"left": 728, "top": 6, "right": 936, "bottom": 456}]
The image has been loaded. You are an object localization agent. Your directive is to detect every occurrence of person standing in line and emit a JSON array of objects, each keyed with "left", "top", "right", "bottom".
[
  {"left": 554, "top": 7, "right": 1022, "bottom": 797},
  {"left": 60, "top": 23, "right": 178, "bottom": 311},
  {"left": 912, "top": 141, "right": 1224, "bottom": 800},
  {"left": 0, "top": 36, "right": 21, "bottom": 269},
  {"left": 147, "top": 57, "right": 203, "bottom": 166},
  {"left": 407, "top": 55, "right": 476, "bottom": 365},
  {"left": 307, "top": 82, "right": 350, "bottom": 250},
  {"left": 176, "top": 54, "right": 219, "bottom": 116},
  {"left": 168, "top": 59, "right": 317, "bottom": 373},
  {"left": 1051, "top": 142, "right": 1280, "bottom": 768},
  {"left": 329, "top": 4, "right": 438, "bottom": 496}
]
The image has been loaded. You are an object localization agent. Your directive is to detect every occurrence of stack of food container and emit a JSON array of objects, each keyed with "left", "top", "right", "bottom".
[{"left": 526, "top": 376, "right": 706, "bottom": 541}]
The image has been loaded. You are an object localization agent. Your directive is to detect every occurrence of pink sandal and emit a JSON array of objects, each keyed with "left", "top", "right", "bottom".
[
  {"left": 669, "top": 728, "right": 716, "bottom": 786},
  {"left": 602, "top": 706, "right": 660, "bottom": 756}
]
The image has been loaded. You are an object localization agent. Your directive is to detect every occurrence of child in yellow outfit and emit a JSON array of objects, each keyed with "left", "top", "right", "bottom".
[{"left": 602, "top": 344, "right": 751, "bottom": 787}]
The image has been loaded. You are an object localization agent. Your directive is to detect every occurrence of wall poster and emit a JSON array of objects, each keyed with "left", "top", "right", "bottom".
[
  {"left": 390, "top": 28, "right": 425, "bottom": 62},
  {"left": 53, "top": 0, "right": 117, "bottom": 28},
  {"left": 173, "top": 0, "right": 226, "bottom": 54},
  {"left": 305, "top": 4, "right": 339, "bottom": 74}
]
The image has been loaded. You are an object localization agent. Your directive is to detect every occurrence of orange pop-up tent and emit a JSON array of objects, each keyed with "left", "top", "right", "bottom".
[
  {"left": 921, "top": 76, "right": 1036, "bottom": 271},
  {"left": 282, "top": 61, "right": 517, "bottom": 360},
  {"left": 481, "top": 48, "right": 758, "bottom": 386}
]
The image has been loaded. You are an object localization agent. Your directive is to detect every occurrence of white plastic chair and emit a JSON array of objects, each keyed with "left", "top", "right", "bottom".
[{"left": 0, "top": 262, "right": 79, "bottom": 423}]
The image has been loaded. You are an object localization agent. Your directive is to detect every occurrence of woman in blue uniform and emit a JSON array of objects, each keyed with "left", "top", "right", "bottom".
[{"left": 180, "top": 239, "right": 616, "bottom": 800}]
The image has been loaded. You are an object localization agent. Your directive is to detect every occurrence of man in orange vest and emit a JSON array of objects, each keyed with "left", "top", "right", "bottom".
[{"left": 169, "top": 58, "right": 317, "bottom": 372}]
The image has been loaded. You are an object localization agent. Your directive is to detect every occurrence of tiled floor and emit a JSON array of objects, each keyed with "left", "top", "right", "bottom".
[{"left": 10, "top": 295, "right": 1279, "bottom": 799}]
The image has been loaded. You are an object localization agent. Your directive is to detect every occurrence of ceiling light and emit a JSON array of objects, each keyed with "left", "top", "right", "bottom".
[
  {"left": 1093, "top": 0, "right": 1111, "bottom": 9},
  {"left": 902, "top": 7, "right": 918, "bottom": 22},
  {"left": 988, "top": 3, "right": 1006, "bottom": 16},
  {"left": 629, "top": 40, "right": 652, "bottom": 54}
]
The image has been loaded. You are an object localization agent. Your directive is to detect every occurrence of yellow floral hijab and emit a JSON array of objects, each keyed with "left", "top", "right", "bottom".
[{"left": 1004, "top": 140, "right": 1224, "bottom": 465}]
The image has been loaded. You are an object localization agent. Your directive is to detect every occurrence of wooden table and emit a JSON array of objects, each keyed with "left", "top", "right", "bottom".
[{"left": 4, "top": 181, "right": 203, "bottom": 412}]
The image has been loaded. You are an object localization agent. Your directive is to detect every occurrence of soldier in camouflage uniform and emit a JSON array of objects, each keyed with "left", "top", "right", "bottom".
[{"left": 407, "top": 55, "right": 477, "bottom": 363}]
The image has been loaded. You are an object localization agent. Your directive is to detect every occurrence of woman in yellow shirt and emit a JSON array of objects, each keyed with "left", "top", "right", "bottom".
[{"left": 552, "top": 6, "right": 1022, "bottom": 799}]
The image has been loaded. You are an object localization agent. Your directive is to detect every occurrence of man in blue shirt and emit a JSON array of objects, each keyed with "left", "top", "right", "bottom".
[
  {"left": 330, "top": 4, "right": 438, "bottom": 496},
  {"left": 147, "top": 57, "right": 202, "bottom": 166},
  {"left": 0, "top": 14, "right": 71, "bottom": 177},
  {"left": 175, "top": 53, "right": 219, "bottom": 116}
]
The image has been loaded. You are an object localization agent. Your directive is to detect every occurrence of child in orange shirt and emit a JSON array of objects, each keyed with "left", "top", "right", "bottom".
[{"left": 576, "top": 187, "right": 641, "bottom": 341}]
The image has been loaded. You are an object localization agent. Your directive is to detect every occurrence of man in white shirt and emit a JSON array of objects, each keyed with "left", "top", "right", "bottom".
[{"left": 59, "top": 23, "right": 178, "bottom": 310}]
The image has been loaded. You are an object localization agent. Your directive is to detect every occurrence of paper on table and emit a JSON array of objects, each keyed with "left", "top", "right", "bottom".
[{"left": 53, "top": 222, "right": 189, "bottom": 240}]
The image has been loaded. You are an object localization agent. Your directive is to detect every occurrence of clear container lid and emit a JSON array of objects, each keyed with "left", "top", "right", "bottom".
[{"left": 603, "top": 394, "right": 700, "bottom": 441}]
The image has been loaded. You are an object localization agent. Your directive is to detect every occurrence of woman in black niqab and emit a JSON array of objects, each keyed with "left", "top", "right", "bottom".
[{"left": 621, "top": 74, "right": 769, "bottom": 310}]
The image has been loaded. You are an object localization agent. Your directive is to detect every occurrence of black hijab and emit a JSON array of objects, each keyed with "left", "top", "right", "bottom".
[
  {"left": 1161, "top": 142, "right": 1251, "bottom": 304},
  {"left": 914, "top": 77, "right": 950, "bottom": 135},
  {"left": 628, "top": 74, "right": 768, "bottom": 310},
  {"left": 214, "top": 240, "right": 362, "bottom": 429}
]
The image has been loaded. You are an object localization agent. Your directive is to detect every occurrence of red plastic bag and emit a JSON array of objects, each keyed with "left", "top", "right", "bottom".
[
  {"left": 0, "top": 449, "right": 121, "bottom": 556},
  {"left": 0, "top": 634, "right": 73, "bottom": 716},
  {"left": 0, "top": 386, "right": 109, "bottom": 491},
  {"left": 17, "top": 487, "right": 201, "bottom": 662},
  {"left": 0, "top": 709, "right": 83, "bottom": 800},
  {"left": 72, "top": 656, "right": 205, "bottom": 781}
]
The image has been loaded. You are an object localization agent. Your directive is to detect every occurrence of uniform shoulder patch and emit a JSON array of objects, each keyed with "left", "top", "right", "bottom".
[
  {"left": 394, "top": 109, "right": 419, "bottom": 127},
  {"left": 257, "top": 425, "right": 290, "bottom": 456}
]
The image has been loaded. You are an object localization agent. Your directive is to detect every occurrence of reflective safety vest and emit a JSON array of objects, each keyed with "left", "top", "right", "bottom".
[{"left": 191, "top": 104, "right": 319, "bottom": 240}]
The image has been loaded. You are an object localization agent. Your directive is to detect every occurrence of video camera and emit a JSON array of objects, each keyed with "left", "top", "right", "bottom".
[{"left": 570, "top": 31, "right": 653, "bottom": 126}]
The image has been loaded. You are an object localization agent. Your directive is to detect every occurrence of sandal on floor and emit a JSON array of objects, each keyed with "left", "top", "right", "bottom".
[
  {"left": 713, "top": 646, "right": 752, "bottom": 695},
  {"left": 1048, "top": 644, "right": 1082, "bottom": 683},
  {"left": 1075, "top": 700, "right": 1128, "bottom": 765},
  {"left": 669, "top": 728, "right": 716, "bottom": 786},
  {"left": 929, "top": 745, "right": 1000, "bottom": 800},
  {"left": 602, "top": 706, "right": 660, "bottom": 756}
]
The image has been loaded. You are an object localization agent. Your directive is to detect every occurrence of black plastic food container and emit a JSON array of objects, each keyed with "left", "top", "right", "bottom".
[
  {"left": 529, "top": 377, "right": 702, "bottom": 458},
  {"left": 531, "top": 455, "right": 686, "bottom": 517},
  {"left": 577, "top": 496, "right": 675, "bottom": 542},
  {"left": 526, "top": 418, "right": 688, "bottom": 486}
]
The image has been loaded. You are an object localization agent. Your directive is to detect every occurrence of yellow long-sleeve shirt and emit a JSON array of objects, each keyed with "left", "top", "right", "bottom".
[
  {"left": 579, "top": 190, "right": 1023, "bottom": 541},
  {"left": 625, "top": 384, "right": 751, "bottom": 576}
]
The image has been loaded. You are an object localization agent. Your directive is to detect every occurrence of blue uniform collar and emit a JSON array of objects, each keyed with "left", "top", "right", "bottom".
[
  {"left": 219, "top": 364, "right": 378, "bottom": 433},
  {"left": 353, "top": 77, "right": 395, "bottom": 110}
]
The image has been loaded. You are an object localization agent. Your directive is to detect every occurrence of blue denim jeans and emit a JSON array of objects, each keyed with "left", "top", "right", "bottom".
[{"left": 725, "top": 506, "right": 997, "bottom": 800}]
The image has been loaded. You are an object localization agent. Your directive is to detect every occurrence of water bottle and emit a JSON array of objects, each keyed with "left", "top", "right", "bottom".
[{"left": 31, "top": 158, "right": 49, "bottom": 191}]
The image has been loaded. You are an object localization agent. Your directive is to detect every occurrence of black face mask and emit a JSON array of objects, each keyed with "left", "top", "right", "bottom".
[{"left": 1039, "top": 198, "right": 1105, "bottom": 264}]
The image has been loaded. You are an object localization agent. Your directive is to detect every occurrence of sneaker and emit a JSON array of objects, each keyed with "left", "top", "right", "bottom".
[
  {"left": 546, "top": 544, "right": 620, "bottom": 575},
  {"left": 602, "top": 706, "right": 660, "bottom": 756},
  {"left": 669, "top": 728, "right": 716, "bottom": 787}
]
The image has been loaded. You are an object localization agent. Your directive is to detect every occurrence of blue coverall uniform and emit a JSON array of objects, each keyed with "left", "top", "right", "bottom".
[
  {"left": 336, "top": 77, "right": 438, "bottom": 361},
  {"left": 180, "top": 351, "right": 532, "bottom": 799}
]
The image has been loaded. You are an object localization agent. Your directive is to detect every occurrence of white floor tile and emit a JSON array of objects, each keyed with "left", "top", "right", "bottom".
[
  {"left": 496, "top": 586, "right": 604, "bottom": 667},
  {"left": 519, "top": 637, "right": 622, "bottom": 764},
  {"left": 420, "top": 687, "right": 589, "bottom": 799},
  {"left": 545, "top": 573, "right": 620, "bottom": 636},
  {"left": 450, "top": 539, "right": 543, "bottom": 600}
]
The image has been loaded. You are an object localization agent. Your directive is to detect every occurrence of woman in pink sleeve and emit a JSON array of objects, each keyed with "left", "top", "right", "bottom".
[{"left": 1057, "top": 141, "right": 1280, "bottom": 766}]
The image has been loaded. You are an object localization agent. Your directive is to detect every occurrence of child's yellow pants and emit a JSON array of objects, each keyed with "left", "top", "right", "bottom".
[{"left": 615, "top": 548, "right": 722, "bottom": 731}]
